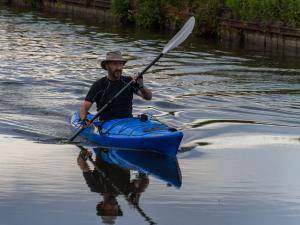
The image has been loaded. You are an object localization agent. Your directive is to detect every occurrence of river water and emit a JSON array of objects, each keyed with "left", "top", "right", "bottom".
[{"left": 0, "top": 3, "right": 300, "bottom": 225}]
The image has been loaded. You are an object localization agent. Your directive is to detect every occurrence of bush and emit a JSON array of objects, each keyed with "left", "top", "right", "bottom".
[
  {"left": 134, "top": 0, "right": 164, "bottom": 28},
  {"left": 111, "top": 0, "right": 164, "bottom": 27},
  {"left": 111, "top": 0, "right": 300, "bottom": 32},
  {"left": 194, "top": 0, "right": 223, "bottom": 36},
  {"left": 24, "top": 0, "right": 42, "bottom": 7},
  {"left": 226, "top": 0, "right": 300, "bottom": 27},
  {"left": 111, "top": 0, "right": 134, "bottom": 23}
]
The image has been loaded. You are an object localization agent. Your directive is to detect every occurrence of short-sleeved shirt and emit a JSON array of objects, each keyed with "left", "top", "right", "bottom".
[{"left": 85, "top": 76, "right": 139, "bottom": 121}]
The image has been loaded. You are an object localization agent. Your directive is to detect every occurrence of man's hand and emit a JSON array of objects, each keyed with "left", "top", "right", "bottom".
[
  {"left": 132, "top": 73, "right": 152, "bottom": 100},
  {"left": 80, "top": 118, "right": 92, "bottom": 128},
  {"left": 133, "top": 73, "right": 144, "bottom": 89},
  {"left": 79, "top": 101, "right": 93, "bottom": 125}
]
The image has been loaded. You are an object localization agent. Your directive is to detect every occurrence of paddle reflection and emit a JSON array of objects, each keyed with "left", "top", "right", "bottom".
[{"left": 76, "top": 146, "right": 182, "bottom": 224}]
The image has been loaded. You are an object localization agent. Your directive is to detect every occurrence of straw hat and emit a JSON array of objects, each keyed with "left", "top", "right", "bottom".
[{"left": 101, "top": 51, "right": 127, "bottom": 70}]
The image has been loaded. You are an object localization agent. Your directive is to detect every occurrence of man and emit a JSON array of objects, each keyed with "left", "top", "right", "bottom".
[{"left": 79, "top": 51, "right": 152, "bottom": 122}]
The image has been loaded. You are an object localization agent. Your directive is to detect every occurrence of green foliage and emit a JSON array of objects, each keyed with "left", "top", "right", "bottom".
[
  {"left": 160, "top": 0, "right": 192, "bottom": 29},
  {"left": 111, "top": 0, "right": 134, "bottom": 23},
  {"left": 111, "top": 0, "right": 224, "bottom": 33},
  {"left": 109, "top": 0, "right": 300, "bottom": 30},
  {"left": 164, "top": 0, "right": 223, "bottom": 35},
  {"left": 16, "top": 0, "right": 300, "bottom": 30},
  {"left": 134, "top": 0, "right": 164, "bottom": 28},
  {"left": 194, "top": 0, "right": 223, "bottom": 35},
  {"left": 24, "top": 0, "right": 42, "bottom": 7},
  {"left": 226, "top": 0, "right": 300, "bottom": 27},
  {"left": 111, "top": 0, "right": 164, "bottom": 28}
]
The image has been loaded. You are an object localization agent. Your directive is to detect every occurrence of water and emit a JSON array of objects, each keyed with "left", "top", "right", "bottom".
[{"left": 1, "top": 3, "right": 300, "bottom": 225}]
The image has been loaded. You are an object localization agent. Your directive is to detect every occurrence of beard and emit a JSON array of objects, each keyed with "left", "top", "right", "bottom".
[{"left": 110, "top": 69, "right": 122, "bottom": 80}]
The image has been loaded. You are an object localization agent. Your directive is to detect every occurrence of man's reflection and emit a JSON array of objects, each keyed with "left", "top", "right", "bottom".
[{"left": 77, "top": 147, "right": 149, "bottom": 224}]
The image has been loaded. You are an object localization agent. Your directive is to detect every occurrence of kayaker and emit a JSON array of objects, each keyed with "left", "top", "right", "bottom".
[{"left": 79, "top": 51, "right": 152, "bottom": 124}]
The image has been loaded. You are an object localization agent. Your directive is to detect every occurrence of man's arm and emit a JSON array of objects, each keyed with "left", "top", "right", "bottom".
[
  {"left": 133, "top": 74, "right": 152, "bottom": 100},
  {"left": 137, "top": 87, "right": 152, "bottom": 100},
  {"left": 79, "top": 100, "right": 93, "bottom": 121}
]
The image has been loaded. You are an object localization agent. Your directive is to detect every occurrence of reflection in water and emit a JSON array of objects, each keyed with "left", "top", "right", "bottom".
[
  {"left": 1, "top": 136, "right": 300, "bottom": 225},
  {"left": 76, "top": 146, "right": 181, "bottom": 224},
  {"left": 77, "top": 147, "right": 127, "bottom": 223},
  {"left": 95, "top": 147, "right": 182, "bottom": 188}
]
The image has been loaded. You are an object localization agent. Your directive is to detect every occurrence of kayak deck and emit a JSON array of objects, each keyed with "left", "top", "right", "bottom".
[{"left": 71, "top": 112, "right": 183, "bottom": 156}]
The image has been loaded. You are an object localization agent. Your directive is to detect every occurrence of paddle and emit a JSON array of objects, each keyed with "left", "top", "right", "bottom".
[{"left": 69, "top": 16, "right": 195, "bottom": 142}]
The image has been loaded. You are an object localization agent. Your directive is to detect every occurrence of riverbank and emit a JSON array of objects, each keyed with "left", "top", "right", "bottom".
[
  {"left": 8, "top": 0, "right": 115, "bottom": 23},
  {"left": 7, "top": 0, "right": 300, "bottom": 56}
]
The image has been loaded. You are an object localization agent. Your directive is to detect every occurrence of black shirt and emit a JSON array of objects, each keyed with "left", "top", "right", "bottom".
[{"left": 85, "top": 76, "right": 138, "bottom": 121}]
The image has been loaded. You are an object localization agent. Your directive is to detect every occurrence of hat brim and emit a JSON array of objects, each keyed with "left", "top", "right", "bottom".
[{"left": 101, "top": 60, "right": 127, "bottom": 70}]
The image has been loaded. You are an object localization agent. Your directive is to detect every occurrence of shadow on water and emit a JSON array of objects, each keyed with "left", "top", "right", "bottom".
[{"left": 76, "top": 145, "right": 182, "bottom": 225}]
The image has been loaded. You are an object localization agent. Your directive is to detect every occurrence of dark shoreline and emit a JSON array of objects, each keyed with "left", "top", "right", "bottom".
[{"left": 5, "top": 0, "right": 300, "bottom": 56}]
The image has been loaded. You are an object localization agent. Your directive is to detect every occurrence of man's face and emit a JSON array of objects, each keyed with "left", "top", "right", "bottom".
[{"left": 106, "top": 61, "right": 124, "bottom": 80}]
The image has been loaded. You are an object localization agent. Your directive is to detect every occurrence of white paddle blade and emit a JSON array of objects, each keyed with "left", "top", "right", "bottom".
[{"left": 162, "top": 16, "right": 195, "bottom": 54}]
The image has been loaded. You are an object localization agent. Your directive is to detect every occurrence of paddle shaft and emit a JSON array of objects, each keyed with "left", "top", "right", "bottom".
[{"left": 69, "top": 53, "right": 163, "bottom": 142}]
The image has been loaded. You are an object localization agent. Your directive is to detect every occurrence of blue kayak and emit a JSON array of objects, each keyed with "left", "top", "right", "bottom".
[
  {"left": 71, "top": 112, "right": 183, "bottom": 156},
  {"left": 94, "top": 148, "right": 182, "bottom": 188}
]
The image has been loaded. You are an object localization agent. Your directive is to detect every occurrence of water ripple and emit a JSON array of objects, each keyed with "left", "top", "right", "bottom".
[{"left": 0, "top": 5, "right": 299, "bottom": 148}]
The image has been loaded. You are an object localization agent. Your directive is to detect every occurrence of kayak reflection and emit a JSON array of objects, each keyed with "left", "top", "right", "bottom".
[
  {"left": 94, "top": 147, "right": 182, "bottom": 188},
  {"left": 76, "top": 145, "right": 182, "bottom": 224}
]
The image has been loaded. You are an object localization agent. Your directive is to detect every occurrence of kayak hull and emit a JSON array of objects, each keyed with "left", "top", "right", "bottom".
[{"left": 71, "top": 112, "right": 183, "bottom": 156}]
